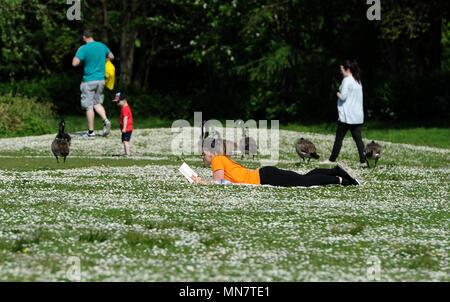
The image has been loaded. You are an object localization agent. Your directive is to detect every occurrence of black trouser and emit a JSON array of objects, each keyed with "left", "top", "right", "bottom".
[
  {"left": 329, "top": 121, "right": 366, "bottom": 163},
  {"left": 259, "top": 166, "right": 340, "bottom": 187}
]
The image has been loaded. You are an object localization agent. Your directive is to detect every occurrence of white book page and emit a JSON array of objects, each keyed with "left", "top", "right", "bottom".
[{"left": 179, "top": 162, "right": 198, "bottom": 183}]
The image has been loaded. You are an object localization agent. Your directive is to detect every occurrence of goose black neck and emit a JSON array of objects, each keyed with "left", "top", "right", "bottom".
[
  {"left": 58, "top": 122, "right": 65, "bottom": 136},
  {"left": 238, "top": 121, "right": 245, "bottom": 137}
]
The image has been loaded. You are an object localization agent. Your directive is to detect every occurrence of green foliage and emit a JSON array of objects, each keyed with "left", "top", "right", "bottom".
[
  {"left": 371, "top": 81, "right": 396, "bottom": 120},
  {"left": 0, "top": 94, "right": 55, "bottom": 136},
  {"left": 366, "top": 72, "right": 450, "bottom": 122},
  {"left": 0, "top": 73, "right": 81, "bottom": 114},
  {"left": 102, "top": 87, "right": 194, "bottom": 121},
  {"left": 0, "top": 0, "right": 43, "bottom": 78},
  {"left": 0, "top": 0, "right": 80, "bottom": 79},
  {"left": 442, "top": 18, "right": 450, "bottom": 72},
  {"left": 0, "top": 0, "right": 449, "bottom": 123},
  {"left": 238, "top": 43, "right": 300, "bottom": 83},
  {"left": 378, "top": 3, "right": 430, "bottom": 40}
]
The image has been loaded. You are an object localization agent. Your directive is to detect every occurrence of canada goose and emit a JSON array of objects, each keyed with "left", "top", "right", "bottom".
[
  {"left": 295, "top": 138, "right": 319, "bottom": 163},
  {"left": 237, "top": 120, "right": 257, "bottom": 160},
  {"left": 51, "top": 120, "right": 71, "bottom": 163},
  {"left": 199, "top": 121, "right": 221, "bottom": 150},
  {"left": 199, "top": 120, "right": 238, "bottom": 158},
  {"left": 207, "top": 127, "right": 238, "bottom": 158},
  {"left": 202, "top": 120, "right": 210, "bottom": 142},
  {"left": 364, "top": 140, "right": 382, "bottom": 167},
  {"left": 198, "top": 120, "right": 211, "bottom": 155},
  {"left": 222, "top": 139, "right": 238, "bottom": 157}
]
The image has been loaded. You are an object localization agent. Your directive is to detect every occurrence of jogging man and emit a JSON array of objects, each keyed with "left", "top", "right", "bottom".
[{"left": 72, "top": 29, "right": 113, "bottom": 138}]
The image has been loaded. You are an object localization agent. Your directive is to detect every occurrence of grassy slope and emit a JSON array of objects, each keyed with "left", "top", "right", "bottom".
[
  {"left": 1, "top": 114, "right": 448, "bottom": 148},
  {"left": 282, "top": 122, "right": 450, "bottom": 149},
  {"left": 0, "top": 128, "right": 448, "bottom": 281},
  {"left": 79, "top": 116, "right": 450, "bottom": 149}
]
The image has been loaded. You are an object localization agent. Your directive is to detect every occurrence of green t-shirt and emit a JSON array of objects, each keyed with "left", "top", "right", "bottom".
[{"left": 75, "top": 41, "right": 111, "bottom": 82}]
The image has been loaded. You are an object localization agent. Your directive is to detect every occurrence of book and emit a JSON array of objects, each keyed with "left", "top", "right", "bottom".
[{"left": 179, "top": 162, "right": 198, "bottom": 183}]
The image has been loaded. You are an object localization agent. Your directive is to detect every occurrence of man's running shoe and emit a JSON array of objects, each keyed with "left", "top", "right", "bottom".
[
  {"left": 103, "top": 119, "right": 111, "bottom": 137},
  {"left": 80, "top": 131, "right": 96, "bottom": 138}
]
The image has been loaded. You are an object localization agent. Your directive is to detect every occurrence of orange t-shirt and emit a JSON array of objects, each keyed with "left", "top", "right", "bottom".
[{"left": 211, "top": 155, "right": 260, "bottom": 185}]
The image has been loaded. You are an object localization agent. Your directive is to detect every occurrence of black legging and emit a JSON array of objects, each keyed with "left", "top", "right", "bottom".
[
  {"left": 259, "top": 166, "right": 341, "bottom": 187},
  {"left": 329, "top": 121, "right": 366, "bottom": 163}
]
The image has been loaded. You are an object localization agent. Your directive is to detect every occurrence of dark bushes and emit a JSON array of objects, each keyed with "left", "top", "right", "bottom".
[
  {"left": 0, "top": 94, "right": 55, "bottom": 136},
  {"left": 365, "top": 72, "right": 450, "bottom": 123},
  {"left": 0, "top": 73, "right": 80, "bottom": 114},
  {"left": 0, "top": 70, "right": 448, "bottom": 127}
]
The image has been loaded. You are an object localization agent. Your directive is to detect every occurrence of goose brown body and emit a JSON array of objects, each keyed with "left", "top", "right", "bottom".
[
  {"left": 51, "top": 120, "right": 71, "bottom": 163},
  {"left": 223, "top": 139, "right": 238, "bottom": 157},
  {"left": 295, "top": 138, "right": 320, "bottom": 162},
  {"left": 237, "top": 120, "right": 257, "bottom": 160},
  {"left": 364, "top": 140, "right": 382, "bottom": 167}
]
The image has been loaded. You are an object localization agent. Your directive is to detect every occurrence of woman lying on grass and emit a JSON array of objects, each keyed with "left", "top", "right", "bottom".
[{"left": 191, "top": 138, "right": 360, "bottom": 187}]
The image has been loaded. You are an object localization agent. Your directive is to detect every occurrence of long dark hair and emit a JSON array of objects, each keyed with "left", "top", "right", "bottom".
[{"left": 341, "top": 59, "right": 361, "bottom": 84}]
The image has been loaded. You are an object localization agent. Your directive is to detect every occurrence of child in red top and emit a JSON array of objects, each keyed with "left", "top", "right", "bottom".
[{"left": 112, "top": 92, "right": 133, "bottom": 157}]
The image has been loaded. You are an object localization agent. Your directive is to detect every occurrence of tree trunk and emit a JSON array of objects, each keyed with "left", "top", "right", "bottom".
[
  {"left": 119, "top": 0, "right": 139, "bottom": 86},
  {"left": 389, "top": 40, "right": 398, "bottom": 73},
  {"left": 100, "top": 0, "right": 109, "bottom": 44},
  {"left": 414, "top": 38, "right": 425, "bottom": 74},
  {"left": 429, "top": 6, "right": 442, "bottom": 73},
  {"left": 144, "top": 34, "right": 157, "bottom": 88}
]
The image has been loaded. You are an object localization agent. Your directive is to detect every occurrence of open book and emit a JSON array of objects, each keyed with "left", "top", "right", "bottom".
[{"left": 179, "top": 162, "right": 198, "bottom": 183}]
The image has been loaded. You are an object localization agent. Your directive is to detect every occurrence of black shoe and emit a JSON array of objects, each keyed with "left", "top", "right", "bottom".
[
  {"left": 336, "top": 162, "right": 360, "bottom": 186},
  {"left": 340, "top": 177, "right": 352, "bottom": 186}
]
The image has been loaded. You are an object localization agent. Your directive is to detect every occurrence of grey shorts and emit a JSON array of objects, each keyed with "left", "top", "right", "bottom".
[{"left": 80, "top": 80, "right": 105, "bottom": 110}]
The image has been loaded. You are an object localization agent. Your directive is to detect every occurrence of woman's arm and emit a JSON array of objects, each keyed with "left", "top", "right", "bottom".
[
  {"left": 337, "top": 78, "right": 350, "bottom": 101},
  {"left": 213, "top": 169, "right": 225, "bottom": 182},
  {"left": 191, "top": 169, "right": 225, "bottom": 184}
]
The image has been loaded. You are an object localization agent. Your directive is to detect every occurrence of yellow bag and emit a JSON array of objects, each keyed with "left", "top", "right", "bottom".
[{"left": 105, "top": 60, "right": 115, "bottom": 90}]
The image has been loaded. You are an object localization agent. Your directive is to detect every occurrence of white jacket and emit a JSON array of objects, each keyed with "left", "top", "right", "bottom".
[{"left": 337, "top": 75, "right": 364, "bottom": 124}]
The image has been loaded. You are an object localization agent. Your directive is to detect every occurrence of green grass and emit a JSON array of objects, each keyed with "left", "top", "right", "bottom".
[
  {"left": 3, "top": 114, "right": 449, "bottom": 149},
  {"left": 0, "top": 126, "right": 448, "bottom": 281},
  {"left": 59, "top": 115, "right": 173, "bottom": 134},
  {"left": 282, "top": 122, "right": 450, "bottom": 149},
  {"left": 0, "top": 157, "right": 177, "bottom": 171},
  {"left": 78, "top": 231, "right": 110, "bottom": 243}
]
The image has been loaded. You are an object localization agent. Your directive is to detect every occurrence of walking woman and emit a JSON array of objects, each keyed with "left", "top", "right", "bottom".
[
  {"left": 321, "top": 59, "right": 367, "bottom": 166},
  {"left": 191, "top": 138, "right": 360, "bottom": 187}
]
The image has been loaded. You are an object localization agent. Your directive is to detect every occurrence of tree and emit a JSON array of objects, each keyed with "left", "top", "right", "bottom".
[{"left": 118, "top": 0, "right": 139, "bottom": 85}]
